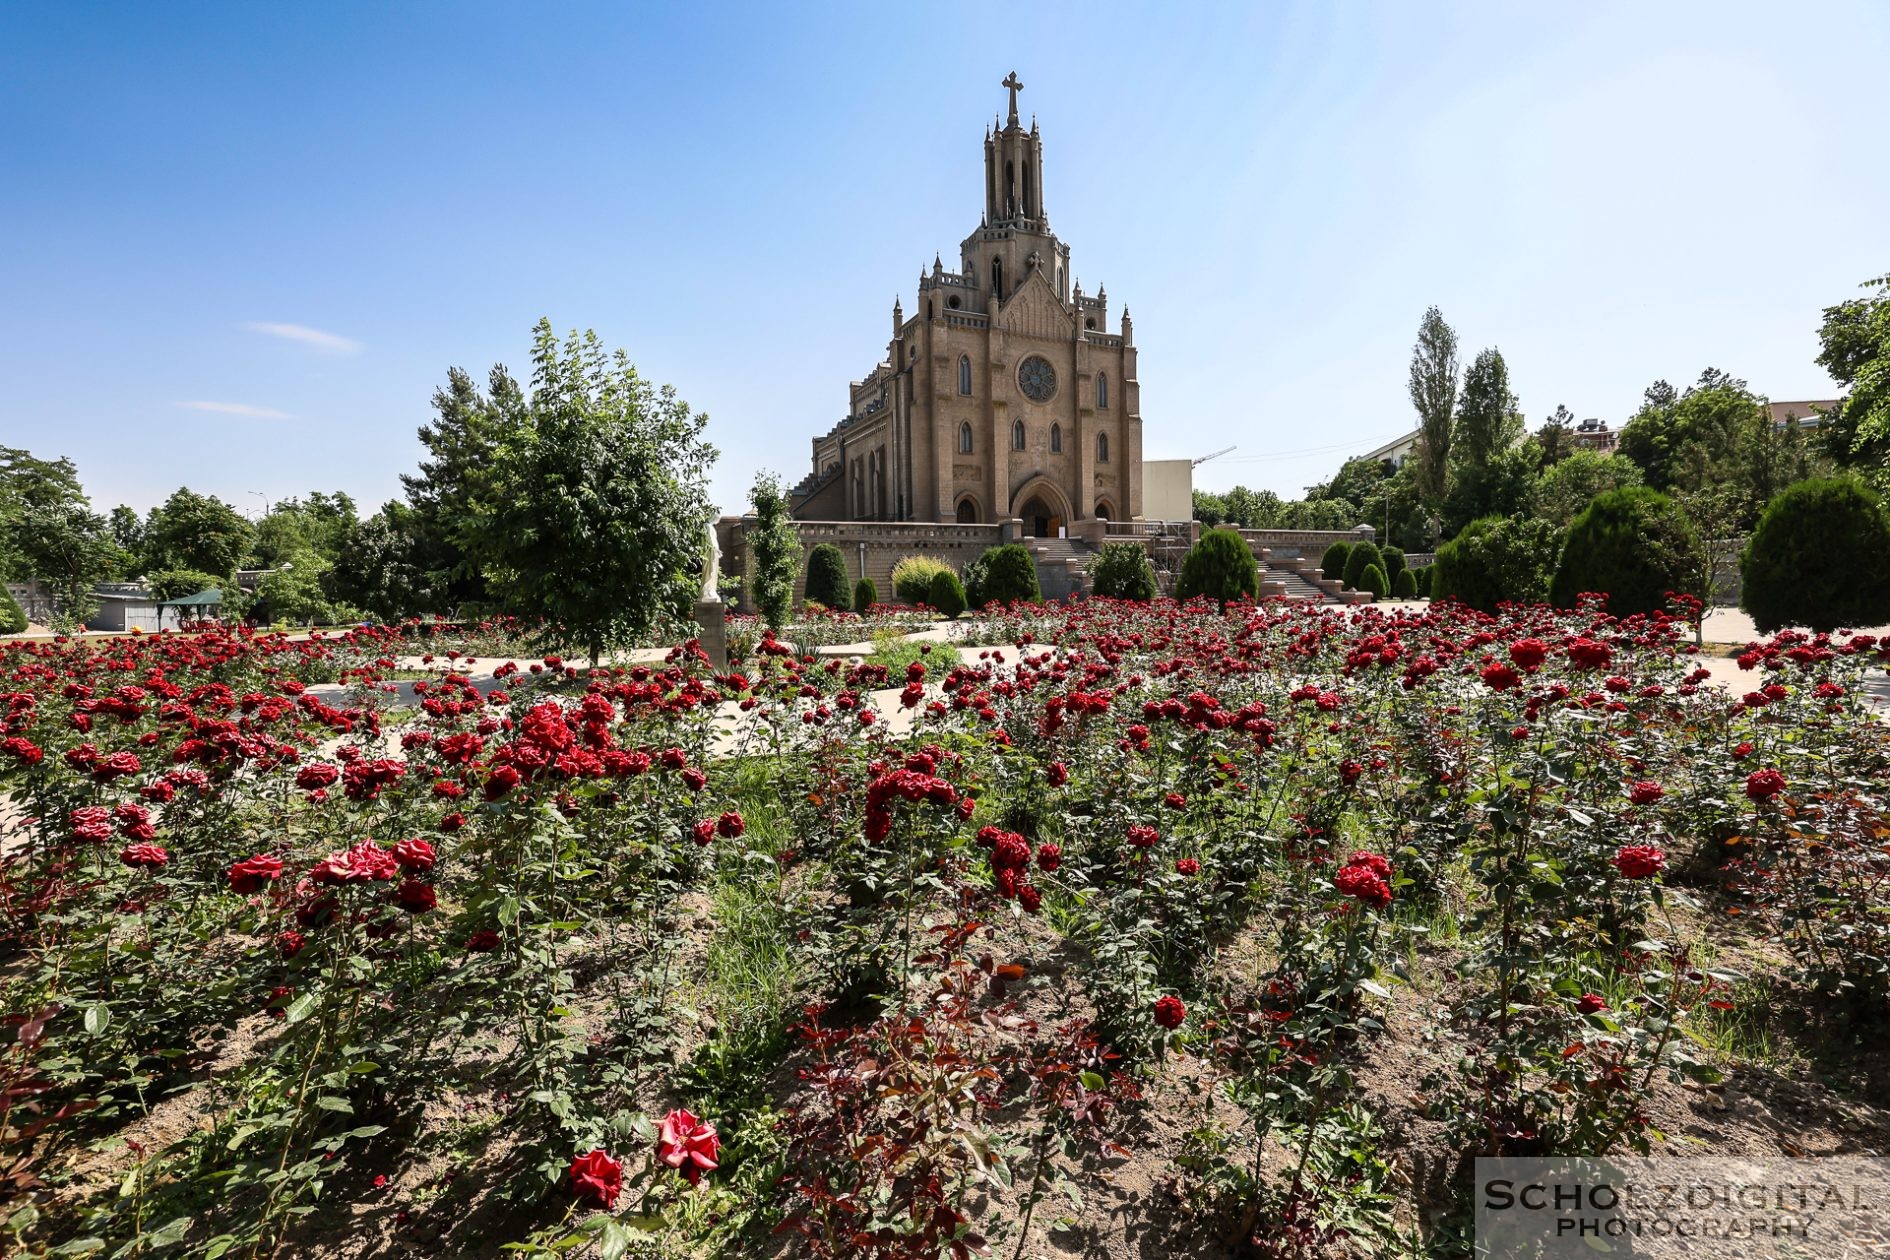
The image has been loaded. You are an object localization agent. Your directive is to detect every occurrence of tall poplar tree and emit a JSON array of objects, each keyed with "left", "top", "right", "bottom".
[{"left": 1408, "top": 307, "right": 1460, "bottom": 507}]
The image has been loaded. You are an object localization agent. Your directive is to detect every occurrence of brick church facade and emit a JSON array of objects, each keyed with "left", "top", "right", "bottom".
[{"left": 791, "top": 74, "right": 1143, "bottom": 537}]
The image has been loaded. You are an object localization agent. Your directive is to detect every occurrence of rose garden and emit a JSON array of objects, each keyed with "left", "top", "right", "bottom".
[{"left": 3, "top": 583, "right": 1888, "bottom": 1259}]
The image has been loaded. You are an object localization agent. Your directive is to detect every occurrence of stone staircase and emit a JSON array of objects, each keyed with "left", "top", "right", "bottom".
[{"left": 1025, "top": 538, "right": 1096, "bottom": 601}]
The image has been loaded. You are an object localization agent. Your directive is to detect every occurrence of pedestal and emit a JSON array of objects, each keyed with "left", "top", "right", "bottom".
[{"left": 694, "top": 599, "right": 728, "bottom": 671}]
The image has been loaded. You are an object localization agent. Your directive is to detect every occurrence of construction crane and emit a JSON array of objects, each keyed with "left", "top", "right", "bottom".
[{"left": 1192, "top": 445, "right": 1236, "bottom": 467}]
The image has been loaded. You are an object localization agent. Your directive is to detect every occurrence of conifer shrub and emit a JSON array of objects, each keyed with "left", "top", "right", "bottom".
[
  {"left": 975, "top": 544, "right": 1041, "bottom": 606},
  {"left": 853, "top": 577, "right": 877, "bottom": 611},
  {"left": 1550, "top": 487, "right": 1705, "bottom": 616},
  {"left": 1392, "top": 566, "right": 1418, "bottom": 599},
  {"left": 1341, "top": 541, "right": 1384, "bottom": 590},
  {"left": 927, "top": 568, "right": 967, "bottom": 619},
  {"left": 1379, "top": 546, "right": 1408, "bottom": 583},
  {"left": 1741, "top": 477, "right": 1890, "bottom": 633},
  {"left": 1320, "top": 541, "right": 1352, "bottom": 582},
  {"left": 1089, "top": 542, "right": 1158, "bottom": 601},
  {"left": 804, "top": 543, "right": 852, "bottom": 612},
  {"left": 0, "top": 586, "right": 26, "bottom": 635},
  {"left": 1359, "top": 563, "right": 1389, "bottom": 599},
  {"left": 1175, "top": 528, "right": 1259, "bottom": 609},
  {"left": 1433, "top": 516, "right": 1560, "bottom": 612}
]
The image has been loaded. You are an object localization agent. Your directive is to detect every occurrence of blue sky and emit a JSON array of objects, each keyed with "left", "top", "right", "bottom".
[{"left": 3, "top": 2, "right": 1886, "bottom": 517}]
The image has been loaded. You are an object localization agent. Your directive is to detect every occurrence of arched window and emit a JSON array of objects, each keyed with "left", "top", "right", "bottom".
[
  {"left": 955, "top": 498, "right": 978, "bottom": 524},
  {"left": 1096, "top": 432, "right": 1110, "bottom": 463},
  {"left": 958, "top": 422, "right": 973, "bottom": 455},
  {"left": 958, "top": 355, "right": 972, "bottom": 395},
  {"left": 1012, "top": 420, "right": 1026, "bottom": 450},
  {"left": 1097, "top": 373, "right": 1109, "bottom": 409},
  {"left": 1049, "top": 422, "right": 1062, "bottom": 453}
]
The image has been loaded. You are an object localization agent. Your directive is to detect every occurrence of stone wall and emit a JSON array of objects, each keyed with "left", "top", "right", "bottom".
[
  {"left": 1236, "top": 526, "right": 1376, "bottom": 564},
  {"left": 715, "top": 517, "right": 1004, "bottom": 612}
]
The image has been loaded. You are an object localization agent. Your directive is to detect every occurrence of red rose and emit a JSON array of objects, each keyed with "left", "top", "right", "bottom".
[
  {"left": 1334, "top": 858, "right": 1393, "bottom": 908},
  {"left": 1175, "top": 857, "right": 1200, "bottom": 876},
  {"left": 71, "top": 806, "right": 114, "bottom": 842},
  {"left": 1576, "top": 993, "right": 1609, "bottom": 1015},
  {"left": 1744, "top": 768, "right": 1786, "bottom": 802},
  {"left": 1018, "top": 884, "right": 1043, "bottom": 913},
  {"left": 568, "top": 1148, "right": 623, "bottom": 1207},
  {"left": 656, "top": 1109, "right": 720, "bottom": 1185},
  {"left": 119, "top": 843, "right": 169, "bottom": 870},
  {"left": 1480, "top": 663, "right": 1522, "bottom": 692},
  {"left": 229, "top": 853, "right": 285, "bottom": 893},
  {"left": 1047, "top": 761, "right": 1069, "bottom": 787},
  {"left": 1164, "top": 792, "right": 1186, "bottom": 810},
  {"left": 310, "top": 840, "right": 400, "bottom": 885},
  {"left": 1036, "top": 843, "right": 1062, "bottom": 872},
  {"left": 1338, "top": 759, "right": 1362, "bottom": 787},
  {"left": 395, "top": 878, "right": 437, "bottom": 913},
  {"left": 1126, "top": 824, "right": 1160, "bottom": 849},
  {"left": 715, "top": 811, "right": 745, "bottom": 839},
  {"left": 1612, "top": 844, "right": 1666, "bottom": 879},
  {"left": 682, "top": 768, "right": 707, "bottom": 792},
  {"left": 484, "top": 764, "right": 522, "bottom": 799},
  {"left": 465, "top": 929, "right": 501, "bottom": 952},
  {"left": 295, "top": 763, "right": 341, "bottom": 791},
  {"left": 692, "top": 819, "right": 716, "bottom": 846},
  {"left": 1153, "top": 995, "right": 1187, "bottom": 1030},
  {"left": 1627, "top": 780, "right": 1664, "bottom": 806},
  {"left": 1508, "top": 638, "right": 1549, "bottom": 671},
  {"left": 394, "top": 837, "right": 437, "bottom": 873}
]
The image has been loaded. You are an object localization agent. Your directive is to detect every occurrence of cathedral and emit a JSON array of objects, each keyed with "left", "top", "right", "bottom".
[{"left": 792, "top": 74, "right": 1142, "bottom": 537}]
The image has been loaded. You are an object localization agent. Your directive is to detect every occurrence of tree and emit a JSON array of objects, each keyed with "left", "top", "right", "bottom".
[
  {"left": 1616, "top": 369, "right": 1762, "bottom": 496},
  {"left": 1408, "top": 306, "right": 1460, "bottom": 507},
  {"left": 0, "top": 448, "right": 118, "bottom": 626},
  {"left": 804, "top": 543, "right": 852, "bottom": 611},
  {"left": 854, "top": 577, "right": 878, "bottom": 610},
  {"left": 144, "top": 488, "right": 253, "bottom": 577},
  {"left": 0, "top": 585, "right": 25, "bottom": 634},
  {"left": 747, "top": 472, "right": 799, "bottom": 630},
  {"left": 1320, "top": 542, "right": 1352, "bottom": 581},
  {"left": 1741, "top": 477, "right": 1890, "bottom": 633},
  {"left": 462, "top": 321, "right": 718, "bottom": 660},
  {"left": 1444, "top": 441, "right": 1540, "bottom": 536},
  {"left": 926, "top": 568, "right": 967, "bottom": 618},
  {"left": 1175, "top": 528, "right": 1258, "bottom": 609},
  {"left": 1358, "top": 563, "right": 1389, "bottom": 599},
  {"left": 400, "top": 364, "right": 529, "bottom": 611},
  {"left": 1432, "top": 515, "right": 1560, "bottom": 613},
  {"left": 249, "top": 493, "right": 359, "bottom": 569},
  {"left": 1549, "top": 487, "right": 1705, "bottom": 616},
  {"left": 975, "top": 544, "right": 1041, "bottom": 605},
  {"left": 326, "top": 504, "right": 439, "bottom": 622},
  {"left": 146, "top": 569, "right": 227, "bottom": 602},
  {"left": 106, "top": 505, "right": 147, "bottom": 572},
  {"left": 1192, "top": 489, "right": 1225, "bottom": 527},
  {"left": 1815, "top": 273, "right": 1890, "bottom": 491},
  {"left": 1452, "top": 348, "right": 1523, "bottom": 472},
  {"left": 1089, "top": 542, "right": 1157, "bottom": 600},
  {"left": 254, "top": 552, "right": 351, "bottom": 627},
  {"left": 1530, "top": 450, "right": 1644, "bottom": 527},
  {"left": 1341, "top": 541, "right": 1384, "bottom": 590},
  {"left": 1535, "top": 405, "right": 1577, "bottom": 466},
  {"left": 1308, "top": 458, "right": 1390, "bottom": 510}
]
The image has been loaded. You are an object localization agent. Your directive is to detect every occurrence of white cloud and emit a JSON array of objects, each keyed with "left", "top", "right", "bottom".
[
  {"left": 175, "top": 400, "right": 291, "bottom": 419},
  {"left": 244, "top": 321, "right": 361, "bottom": 354}
]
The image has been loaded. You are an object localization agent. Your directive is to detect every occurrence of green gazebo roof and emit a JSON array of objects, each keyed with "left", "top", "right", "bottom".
[{"left": 161, "top": 588, "right": 224, "bottom": 608}]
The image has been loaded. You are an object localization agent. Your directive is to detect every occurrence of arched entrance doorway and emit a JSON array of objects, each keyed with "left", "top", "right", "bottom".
[
  {"left": 1094, "top": 499, "right": 1115, "bottom": 523},
  {"left": 1019, "top": 496, "right": 1064, "bottom": 538},
  {"left": 955, "top": 497, "right": 979, "bottom": 524}
]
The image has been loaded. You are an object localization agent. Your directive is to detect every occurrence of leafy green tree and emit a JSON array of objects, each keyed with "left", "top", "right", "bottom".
[
  {"left": 254, "top": 552, "right": 350, "bottom": 626},
  {"left": 249, "top": 493, "right": 359, "bottom": 568},
  {"left": 1392, "top": 567, "right": 1418, "bottom": 599},
  {"left": 400, "top": 364, "right": 529, "bottom": 610},
  {"left": 106, "top": 505, "right": 147, "bottom": 572},
  {"left": 1530, "top": 450, "right": 1644, "bottom": 527},
  {"left": 146, "top": 569, "right": 226, "bottom": 602},
  {"left": 1379, "top": 546, "right": 1407, "bottom": 583},
  {"left": 1175, "top": 528, "right": 1258, "bottom": 609},
  {"left": 144, "top": 488, "right": 253, "bottom": 577},
  {"left": 1277, "top": 498, "right": 1358, "bottom": 531},
  {"left": 1192, "top": 490, "right": 1226, "bottom": 527},
  {"left": 0, "top": 585, "right": 25, "bottom": 634},
  {"left": 1432, "top": 515, "right": 1560, "bottom": 612},
  {"left": 323, "top": 504, "right": 437, "bottom": 621},
  {"left": 1089, "top": 542, "right": 1157, "bottom": 600},
  {"left": 1408, "top": 306, "right": 1460, "bottom": 507},
  {"left": 1535, "top": 405, "right": 1576, "bottom": 466},
  {"left": 1308, "top": 458, "right": 1389, "bottom": 510},
  {"left": 1814, "top": 273, "right": 1890, "bottom": 491},
  {"left": 1223, "top": 485, "right": 1284, "bottom": 529},
  {"left": 1444, "top": 442, "right": 1540, "bottom": 536},
  {"left": 1741, "top": 477, "right": 1890, "bottom": 633},
  {"left": 804, "top": 543, "right": 852, "bottom": 611},
  {"left": 1616, "top": 369, "right": 1762, "bottom": 495},
  {"left": 0, "top": 448, "right": 118, "bottom": 626},
  {"left": 1549, "top": 487, "right": 1705, "bottom": 616},
  {"left": 747, "top": 472, "right": 800, "bottom": 629},
  {"left": 462, "top": 321, "right": 718, "bottom": 660},
  {"left": 1452, "top": 348, "right": 1523, "bottom": 472}
]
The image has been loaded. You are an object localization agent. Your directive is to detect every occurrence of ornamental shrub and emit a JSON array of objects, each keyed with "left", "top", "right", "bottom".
[
  {"left": 1741, "top": 477, "right": 1890, "bottom": 633},
  {"left": 927, "top": 568, "right": 967, "bottom": 619},
  {"left": 1432, "top": 515, "right": 1561, "bottom": 612},
  {"left": 804, "top": 543, "right": 851, "bottom": 612},
  {"left": 1320, "top": 541, "right": 1352, "bottom": 581},
  {"left": 1089, "top": 542, "right": 1157, "bottom": 601},
  {"left": 1175, "top": 527, "right": 1259, "bottom": 609},
  {"left": 891, "top": 555, "right": 954, "bottom": 606},
  {"left": 853, "top": 577, "right": 877, "bottom": 611},
  {"left": 976, "top": 544, "right": 1041, "bottom": 606},
  {"left": 1392, "top": 566, "right": 1418, "bottom": 598},
  {"left": 1379, "top": 547, "right": 1408, "bottom": 583},
  {"left": 961, "top": 552, "right": 991, "bottom": 608},
  {"left": 0, "top": 586, "right": 26, "bottom": 635},
  {"left": 1359, "top": 563, "right": 1389, "bottom": 599},
  {"left": 1550, "top": 487, "right": 1706, "bottom": 616},
  {"left": 1341, "top": 541, "right": 1384, "bottom": 590}
]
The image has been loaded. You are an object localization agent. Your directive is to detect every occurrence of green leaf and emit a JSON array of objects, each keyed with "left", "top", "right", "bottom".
[
  {"left": 315, "top": 1095, "right": 353, "bottom": 1113},
  {"left": 283, "top": 993, "right": 320, "bottom": 1025},
  {"left": 83, "top": 1005, "right": 110, "bottom": 1036},
  {"left": 497, "top": 896, "right": 521, "bottom": 926}
]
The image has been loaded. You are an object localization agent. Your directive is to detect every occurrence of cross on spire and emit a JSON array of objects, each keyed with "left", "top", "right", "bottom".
[{"left": 1002, "top": 71, "right": 1024, "bottom": 126}]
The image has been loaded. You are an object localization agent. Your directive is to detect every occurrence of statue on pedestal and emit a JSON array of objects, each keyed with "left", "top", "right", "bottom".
[{"left": 699, "top": 520, "right": 721, "bottom": 604}]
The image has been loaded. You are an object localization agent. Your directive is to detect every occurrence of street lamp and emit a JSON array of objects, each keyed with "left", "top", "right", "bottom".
[{"left": 249, "top": 491, "right": 268, "bottom": 519}]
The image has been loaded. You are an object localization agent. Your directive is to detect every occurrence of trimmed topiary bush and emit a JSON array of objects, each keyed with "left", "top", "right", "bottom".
[
  {"left": 976, "top": 544, "right": 1041, "bottom": 606},
  {"left": 1432, "top": 515, "right": 1561, "bottom": 613},
  {"left": 0, "top": 586, "right": 27, "bottom": 635},
  {"left": 1379, "top": 547, "right": 1407, "bottom": 583},
  {"left": 1359, "top": 563, "right": 1389, "bottom": 600},
  {"left": 1341, "top": 541, "right": 1384, "bottom": 590},
  {"left": 927, "top": 568, "right": 967, "bottom": 619},
  {"left": 1550, "top": 487, "right": 1705, "bottom": 616},
  {"left": 1089, "top": 542, "right": 1158, "bottom": 601},
  {"left": 1741, "top": 477, "right": 1890, "bottom": 633},
  {"left": 804, "top": 543, "right": 851, "bottom": 612},
  {"left": 853, "top": 577, "right": 877, "bottom": 611},
  {"left": 1392, "top": 567, "right": 1418, "bottom": 598},
  {"left": 1175, "top": 527, "right": 1259, "bottom": 609},
  {"left": 1320, "top": 541, "right": 1352, "bottom": 582},
  {"left": 891, "top": 555, "right": 954, "bottom": 606}
]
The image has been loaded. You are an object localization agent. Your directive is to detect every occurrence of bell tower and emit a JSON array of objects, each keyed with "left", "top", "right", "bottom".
[{"left": 965, "top": 72, "right": 1069, "bottom": 304}]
